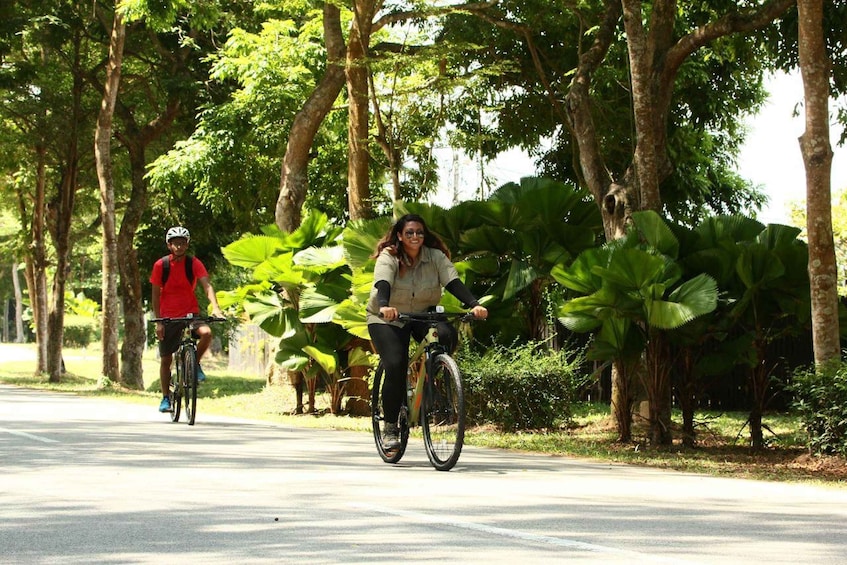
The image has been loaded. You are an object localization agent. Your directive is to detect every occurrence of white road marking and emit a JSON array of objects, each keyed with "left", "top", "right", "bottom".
[
  {"left": 0, "top": 427, "right": 58, "bottom": 443},
  {"left": 350, "top": 502, "right": 701, "bottom": 564}
]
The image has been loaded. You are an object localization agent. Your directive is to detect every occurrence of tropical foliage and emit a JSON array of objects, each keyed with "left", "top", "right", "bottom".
[
  {"left": 555, "top": 211, "right": 719, "bottom": 443},
  {"left": 219, "top": 211, "right": 371, "bottom": 414}
]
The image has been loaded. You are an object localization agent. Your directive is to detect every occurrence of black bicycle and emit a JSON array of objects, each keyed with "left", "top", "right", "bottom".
[
  {"left": 371, "top": 311, "right": 477, "bottom": 471},
  {"left": 150, "top": 315, "right": 226, "bottom": 426}
]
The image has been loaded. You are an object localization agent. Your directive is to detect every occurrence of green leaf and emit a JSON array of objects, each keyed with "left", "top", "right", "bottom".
[
  {"left": 346, "top": 346, "right": 374, "bottom": 369},
  {"left": 343, "top": 218, "right": 391, "bottom": 268},
  {"left": 593, "top": 248, "right": 669, "bottom": 291},
  {"left": 551, "top": 247, "right": 610, "bottom": 294},
  {"left": 300, "top": 287, "right": 340, "bottom": 323},
  {"left": 631, "top": 210, "right": 679, "bottom": 258},
  {"left": 333, "top": 300, "right": 370, "bottom": 340},
  {"left": 222, "top": 234, "right": 286, "bottom": 269},
  {"left": 294, "top": 245, "right": 346, "bottom": 272},
  {"left": 303, "top": 343, "right": 338, "bottom": 375},
  {"left": 646, "top": 273, "right": 717, "bottom": 329},
  {"left": 243, "top": 292, "right": 291, "bottom": 337},
  {"left": 504, "top": 257, "right": 537, "bottom": 300}
]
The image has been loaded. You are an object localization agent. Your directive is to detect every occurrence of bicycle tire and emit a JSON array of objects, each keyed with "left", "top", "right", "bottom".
[
  {"left": 371, "top": 362, "right": 408, "bottom": 463},
  {"left": 170, "top": 348, "right": 183, "bottom": 423},
  {"left": 421, "top": 353, "right": 465, "bottom": 471},
  {"left": 183, "top": 347, "right": 198, "bottom": 426}
]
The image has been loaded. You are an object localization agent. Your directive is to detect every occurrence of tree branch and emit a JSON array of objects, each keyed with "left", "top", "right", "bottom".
[{"left": 665, "top": 0, "right": 796, "bottom": 80}]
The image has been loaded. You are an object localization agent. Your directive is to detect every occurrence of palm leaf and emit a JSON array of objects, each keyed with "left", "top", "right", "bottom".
[
  {"left": 222, "top": 234, "right": 286, "bottom": 269},
  {"left": 631, "top": 210, "right": 679, "bottom": 258}
]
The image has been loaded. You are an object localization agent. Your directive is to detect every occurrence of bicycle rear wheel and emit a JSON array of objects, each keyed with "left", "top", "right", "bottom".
[
  {"left": 371, "top": 362, "right": 408, "bottom": 463},
  {"left": 182, "top": 347, "right": 198, "bottom": 426},
  {"left": 170, "top": 350, "right": 183, "bottom": 423},
  {"left": 421, "top": 353, "right": 465, "bottom": 471}
]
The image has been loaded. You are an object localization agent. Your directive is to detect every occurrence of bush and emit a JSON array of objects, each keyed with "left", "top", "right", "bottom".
[
  {"left": 790, "top": 361, "right": 847, "bottom": 457},
  {"left": 63, "top": 315, "right": 100, "bottom": 348},
  {"left": 458, "top": 341, "right": 588, "bottom": 431}
]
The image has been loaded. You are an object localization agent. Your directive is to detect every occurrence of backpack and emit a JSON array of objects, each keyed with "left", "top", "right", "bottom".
[{"left": 161, "top": 255, "right": 195, "bottom": 286}]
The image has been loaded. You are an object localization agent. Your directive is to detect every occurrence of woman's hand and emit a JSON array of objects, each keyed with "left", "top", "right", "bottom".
[
  {"left": 470, "top": 305, "right": 488, "bottom": 320},
  {"left": 379, "top": 306, "right": 398, "bottom": 321}
]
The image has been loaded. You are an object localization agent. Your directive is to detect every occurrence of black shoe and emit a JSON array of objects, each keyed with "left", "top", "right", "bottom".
[{"left": 382, "top": 422, "right": 401, "bottom": 450}]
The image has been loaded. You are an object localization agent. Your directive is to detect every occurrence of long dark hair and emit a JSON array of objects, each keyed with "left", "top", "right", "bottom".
[{"left": 372, "top": 214, "right": 451, "bottom": 274}]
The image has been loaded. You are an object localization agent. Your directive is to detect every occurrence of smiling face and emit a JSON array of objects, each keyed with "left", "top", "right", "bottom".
[{"left": 399, "top": 220, "right": 425, "bottom": 255}]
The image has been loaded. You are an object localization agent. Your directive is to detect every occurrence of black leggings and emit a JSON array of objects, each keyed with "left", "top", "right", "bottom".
[{"left": 368, "top": 321, "right": 458, "bottom": 422}]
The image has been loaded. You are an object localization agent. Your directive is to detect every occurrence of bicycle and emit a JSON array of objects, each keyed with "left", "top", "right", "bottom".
[
  {"left": 149, "top": 315, "right": 226, "bottom": 426},
  {"left": 371, "top": 310, "right": 477, "bottom": 471}
]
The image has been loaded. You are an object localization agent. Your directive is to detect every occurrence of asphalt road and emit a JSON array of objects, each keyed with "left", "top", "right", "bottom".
[{"left": 2, "top": 384, "right": 846, "bottom": 564}]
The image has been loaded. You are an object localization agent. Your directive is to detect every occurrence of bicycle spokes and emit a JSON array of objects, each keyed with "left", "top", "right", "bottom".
[{"left": 421, "top": 354, "right": 465, "bottom": 471}]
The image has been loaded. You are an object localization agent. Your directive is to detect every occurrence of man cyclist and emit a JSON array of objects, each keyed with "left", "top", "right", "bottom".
[{"left": 150, "top": 226, "right": 223, "bottom": 413}]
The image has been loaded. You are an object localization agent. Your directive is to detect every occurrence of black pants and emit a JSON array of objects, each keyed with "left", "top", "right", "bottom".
[{"left": 368, "top": 321, "right": 458, "bottom": 422}]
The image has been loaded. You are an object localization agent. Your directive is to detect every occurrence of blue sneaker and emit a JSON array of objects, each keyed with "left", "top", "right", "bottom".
[
  {"left": 196, "top": 365, "right": 206, "bottom": 383},
  {"left": 159, "top": 396, "right": 171, "bottom": 412}
]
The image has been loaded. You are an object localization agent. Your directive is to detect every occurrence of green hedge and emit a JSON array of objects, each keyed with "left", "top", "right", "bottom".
[
  {"left": 458, "top": 341, "right": 589, "bottom": 431},
  {"left": 791, "top": 362, "right": 847, "bottom": 457},
  {"left": 63, "top": 315, "right": 100, "bottom": 348}
]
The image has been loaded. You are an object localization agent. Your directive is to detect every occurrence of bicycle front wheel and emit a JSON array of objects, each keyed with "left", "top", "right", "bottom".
[
  {"left": 421, "top": 353, "right": 465, "bottom": 471},
  {"left": 371, "top": 362, "right": 408, "bottom": 463},
  {"left": 170, "top": 350, "right": 183, "bottom": 423},
  {"left": 182, "top": 347, "right": 198, "bottom": 426}
]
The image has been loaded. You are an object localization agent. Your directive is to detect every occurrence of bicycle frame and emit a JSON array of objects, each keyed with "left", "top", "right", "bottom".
[
  {"left": 404, "top": 326, "right": 443, "bottom": 426},
  {"left": 372, "top": 310, "right": 475, "bottom": 470}
]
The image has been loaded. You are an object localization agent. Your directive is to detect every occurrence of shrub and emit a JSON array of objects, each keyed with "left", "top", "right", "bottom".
[
  {"left": 790, "top": 361, "right": 847, "bottom": 457},
  {"left": 458, "top": 341, "right": 588, "bottom": 431},
  {"left": 63, "top": 314, "right": 101, "bottom": 348}
]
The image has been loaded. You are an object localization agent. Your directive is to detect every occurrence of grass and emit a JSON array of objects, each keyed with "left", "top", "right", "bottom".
[{"left": 2, "top": 343, "right": 845, "bottom": 486}]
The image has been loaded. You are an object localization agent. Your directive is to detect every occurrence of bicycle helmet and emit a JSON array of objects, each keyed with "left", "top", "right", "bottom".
[{"left": 165, "top": 226, "right": 190, "bottom": 243}]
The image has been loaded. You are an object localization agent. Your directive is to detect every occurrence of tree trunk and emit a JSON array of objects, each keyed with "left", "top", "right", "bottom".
[
  {"left": 46, "top": 30, "right": 85, "bottom": 382},
  {"left": 798, "top": 0, "right": 839, "bottom": 367},
  {"left": 117, "top": 145, "right": 150, "bottom": 391},
  {"left": 620, "top": 0, "right": 663, "bottom": 213},
  {"left": 31, "top": 146, "right": 49, "bottom": 372},
  {"left": 275, "top": 3, "right": 346, "bottom": 232},
  {"left": 95, "top": 11, "right": 125, "bottom": 383},
  {"left": 610, "top": 360, "right": 634, "bottom": 443},
  {"left": 346, "top": 0, "right": 377, "bottom": 221},
  {"left": 12, "top": 263, "right": 24, "bottom": 343},
  {"left": 645, "top": 332, "right": 673, "bottom": 445}
]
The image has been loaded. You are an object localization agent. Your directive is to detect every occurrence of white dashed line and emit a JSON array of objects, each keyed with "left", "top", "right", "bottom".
[
  {"left": 350, "top": 502, "right": 701, "bottom": 563},
  {"left": 0, "top": 427, "right": 58, "bottom": 443}
]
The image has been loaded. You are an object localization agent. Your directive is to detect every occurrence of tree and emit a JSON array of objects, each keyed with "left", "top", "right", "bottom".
[
  {"left": 555, "top": 211, "right": 718, "bottom": 444},
  {"left": 683, "top": 216, "right": 811, "bottom": 449},
  {"left": 275, "top": 2, "right": 348, "bottom": 232},
  {"left": 95, "top": 5, "right": 126, "bottom": 382},
  {"left": 797, "top": 0, "right": 839, "bottom": 366}
]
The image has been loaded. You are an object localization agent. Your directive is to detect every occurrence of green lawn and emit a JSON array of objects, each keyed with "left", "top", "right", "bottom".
[{"left": 2, "top": 343, "right": 844, "bottom": 486}]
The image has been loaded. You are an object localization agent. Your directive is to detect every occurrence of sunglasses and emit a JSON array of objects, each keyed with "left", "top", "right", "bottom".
[{"left": 403, "top": 230, "right": 425, "bottom": 238}]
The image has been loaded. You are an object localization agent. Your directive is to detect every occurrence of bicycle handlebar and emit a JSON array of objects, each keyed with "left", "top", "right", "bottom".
[
  {"left": 390, "top": 311, "right": 480, "bottom": 323},
  {"left": 149, "top": 315, "right": 227, "bottom": 324}
]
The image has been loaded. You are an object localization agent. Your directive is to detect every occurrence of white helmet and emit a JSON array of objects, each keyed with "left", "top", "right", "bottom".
[{"left": 166, "top": 226, "right": 190, "bottom": 243}]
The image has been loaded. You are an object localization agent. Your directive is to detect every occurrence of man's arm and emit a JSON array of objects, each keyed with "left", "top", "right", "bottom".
[
  {"left": 151, "top": 284, "right": 162, "bottom": 317},
  {"left": 152, "top": 284, "right": 164, "bottom": 339},
  {"left": 198, "top": 276, "right": 224, "bottom": 318}
]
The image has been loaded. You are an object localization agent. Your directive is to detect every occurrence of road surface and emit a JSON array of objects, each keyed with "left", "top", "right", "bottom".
[{"left": 1, "top": 384, "right": 846, "bottom": 564}]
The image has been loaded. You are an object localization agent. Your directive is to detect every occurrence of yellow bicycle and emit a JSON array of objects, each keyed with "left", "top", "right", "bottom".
[{"left": 371, "top": 311, "right": 477, "bottom": 471}]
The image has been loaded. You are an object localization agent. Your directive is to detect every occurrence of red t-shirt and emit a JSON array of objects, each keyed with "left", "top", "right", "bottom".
[{"left": 150, "top": 255, "right": 209, "bottom": 317}]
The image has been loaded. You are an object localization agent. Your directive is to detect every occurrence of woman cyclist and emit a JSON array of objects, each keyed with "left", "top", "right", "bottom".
[{"left": 366, "top": 214, "right": 487, "bottom": 450}]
